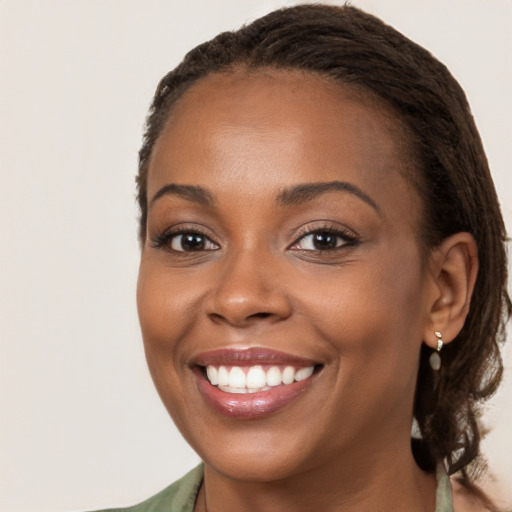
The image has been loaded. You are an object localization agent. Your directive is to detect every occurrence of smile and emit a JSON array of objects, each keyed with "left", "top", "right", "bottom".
[
  {"left": 192, "top": 348, "right": 322, "bottom": 419},
  {"left": 205, "top": 364, "right": 315, "bottom": 393}
]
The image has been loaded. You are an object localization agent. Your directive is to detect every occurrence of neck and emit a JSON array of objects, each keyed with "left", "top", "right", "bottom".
[{"left": 196, "top": 438, "right": 437, "bottom": 512}]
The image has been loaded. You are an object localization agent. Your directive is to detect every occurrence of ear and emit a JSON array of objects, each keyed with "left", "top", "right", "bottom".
[{"left": 423, "top": 232, "right": 478, "bottom": 349}]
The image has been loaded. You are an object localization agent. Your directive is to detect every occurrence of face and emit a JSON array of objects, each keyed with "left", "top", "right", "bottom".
[{"left": 137, "top": 70, "right": 433, "bottom": 482}]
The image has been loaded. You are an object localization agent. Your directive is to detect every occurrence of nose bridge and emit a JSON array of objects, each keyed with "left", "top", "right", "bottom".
[{"left": 206, "top": 245, "right": 291, "bottom": 326}]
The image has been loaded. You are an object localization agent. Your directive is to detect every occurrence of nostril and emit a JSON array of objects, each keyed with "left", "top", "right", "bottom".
[
  {"left": 208, "top": 310, "right": 275, "bottom": 326},
  {"left": 249, "top": 312, "right": 272, "bottom": 319}
]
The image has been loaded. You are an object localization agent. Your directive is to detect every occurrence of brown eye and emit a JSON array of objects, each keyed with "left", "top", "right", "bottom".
[
  {"left": 170, "top": 233, "right": 219, "bottom": 252},
  {"left": 292, "top": 229, "right": 356, "bottom": 251},
  {"left": 310, "top": 232, "right": 339, "bottom": 250}
]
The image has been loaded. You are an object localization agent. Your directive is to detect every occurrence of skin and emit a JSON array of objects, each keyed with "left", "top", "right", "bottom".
[{"left": 137, "top": 69, "right": 479, "bottom": 512}]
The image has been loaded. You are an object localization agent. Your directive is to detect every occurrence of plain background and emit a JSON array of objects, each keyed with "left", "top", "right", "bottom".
[{"left": 0, "top": 1, "right": 511, "bottom": 511}]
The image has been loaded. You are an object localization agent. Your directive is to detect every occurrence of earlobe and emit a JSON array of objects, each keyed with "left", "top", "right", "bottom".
[{"left": 423, "top": 232, "right": 478, "bottom": 349}]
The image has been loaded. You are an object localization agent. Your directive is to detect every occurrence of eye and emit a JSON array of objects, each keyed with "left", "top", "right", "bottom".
[
  {"left": 151, "top": 229, "right": 219, "bottom": 252},
  {"left": 170, "top": 232, "right": 218, "bottom": 252},
  {"left": 290, "top": 227, "right": 357, "bottom": 251}
]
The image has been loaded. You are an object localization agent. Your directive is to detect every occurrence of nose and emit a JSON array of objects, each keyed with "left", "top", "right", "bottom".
[{"left": 205, "top": 248, "right": 292, "bottom": 327}]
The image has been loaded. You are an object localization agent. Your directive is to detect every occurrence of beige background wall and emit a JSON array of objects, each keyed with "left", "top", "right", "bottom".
[{"left": 0, "top": 1, "right": 510, "bottom": 511}]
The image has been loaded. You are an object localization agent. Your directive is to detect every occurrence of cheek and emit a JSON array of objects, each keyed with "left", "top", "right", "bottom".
[
  {"left": 136, "top": 257, "right": 201, "bottom": 391},
  {"left": 136, "top": 258, "right": 200, "bottom": 428},
  {"left": 138, "top": 256, "right": 199, "bottom": 344},
  {"left": 301, "top": 251, "right": 425, "bottom": 443},
  {"left": 302, "top": 243, "right": 425, "bottom": 388},
  {"left": 308, "top": 250, "right": 422, "bottom": 336}
]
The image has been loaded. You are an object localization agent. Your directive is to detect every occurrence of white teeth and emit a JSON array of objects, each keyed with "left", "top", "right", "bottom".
[
  {"left": 295, "top": 366, "right": 314, "bottom": 381},
  {"left": 205, "top": 364, "right": 316, "bottom": 391},
  {"left": 218, "top": 385, "right": 249, "bottom": 394},
  {"left": 282, "top": 366, "right": 295, "bottom": 385},
  {"left": 247, "top": 366, "right": 266, "bottom": 388},
  {"left": 206, "top": 366, "right": 218, "bottom": 385},
  {"left": 218, "top": 385, "right": 270, "bottom": 393},
  {"left": 217, "top": 366, "right": 229, "bottom": 386},
  {"left": 229, "top": 366, "right": 246, "bottom": 388},
  {"left": 266, "top": 366, "right": 282, "bottom": 387}
]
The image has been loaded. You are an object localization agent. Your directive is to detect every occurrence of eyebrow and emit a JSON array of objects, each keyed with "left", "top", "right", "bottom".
[
  {"left": 150, "top": 180, "right": 381, "bottom": 216},
  {"left": 150, "top": 184, "right": 215, "bottom": 207},
  {"left": 277, "top": 181, "right": 381, "bottom": 215}
]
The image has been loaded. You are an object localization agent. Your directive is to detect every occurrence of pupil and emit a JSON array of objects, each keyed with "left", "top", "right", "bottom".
[
  {"left": 313, "top": 232, "right": 337, "bottom": 250},
  {"left": 182, "top": 234, "right": 205, "bottom": 251}
]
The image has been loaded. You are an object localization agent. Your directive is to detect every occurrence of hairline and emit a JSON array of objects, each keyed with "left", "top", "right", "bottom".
[{"left": 140, "top": 64, "right": 431, "bottom": 262}]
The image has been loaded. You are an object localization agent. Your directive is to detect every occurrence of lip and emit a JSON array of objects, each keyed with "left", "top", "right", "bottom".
[
  {"left": 191, "top": 347, "right": 321, "bottom": 419},
  {"left": 192, "top": 347, "right": 318, "bottom": 367}
]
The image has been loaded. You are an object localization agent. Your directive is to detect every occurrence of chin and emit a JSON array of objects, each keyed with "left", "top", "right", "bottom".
[
  {"left": 202, "top": 442, "right": 314, "bottom": 483},
  {"left": 178, "top": 415, "right": 329, "bottom": 483}
]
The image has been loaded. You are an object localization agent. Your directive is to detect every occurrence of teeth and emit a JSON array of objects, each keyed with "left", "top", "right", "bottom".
[
  {"left": 247, "top": 366, "right": 266, "bottom": 388},
  {"left": 218, "top": 385, "right": 248, "bottom": 394},
  {"left": 217, "top": 366, "right": 229, "bottom": 386},
  {"left": 205, "top": 364, "right": 316, "bottom": 391},
  {"left": 229, "top": 367, "right": 246, "bottom": 388},
  {"left": 206, "top": 366, "right": 218, "bottom": 385},
  {"left": 266, "top": 366, "right": 282, "bottom": 386},
  {"left": 218, "top": 384, "right": 272, "bottom": 394},
  {"left": 295, "top": 366, "right": 314, "bottom": 381},
  {"left": 282, "top": 366, "right": 295, "bottom": 385}
]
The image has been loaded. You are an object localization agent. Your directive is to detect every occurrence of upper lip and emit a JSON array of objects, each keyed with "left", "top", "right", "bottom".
[{"left": 191, "top": 347, "right": 319, "bottom": 368}]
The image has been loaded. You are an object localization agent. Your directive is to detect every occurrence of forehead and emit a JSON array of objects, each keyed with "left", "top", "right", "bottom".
[{"left": 148, "top": 69, "right": 418, "bottom": 224}]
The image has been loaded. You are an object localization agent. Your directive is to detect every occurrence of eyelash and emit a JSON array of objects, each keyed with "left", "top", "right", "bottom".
[
  {"left": 150, "top": 227, "right": 219, "bottom": 252},
  {"left": 289, "top": 224, "right": 359, "bottom": 252},
  {"left": 150, "top": 224, "right": 359, "bottom": 253}
]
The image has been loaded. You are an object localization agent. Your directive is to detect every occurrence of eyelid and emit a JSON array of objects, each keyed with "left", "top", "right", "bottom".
[
  {"left": 149, "top": 221, "right": 359, "bottom": 253},
  {"left": 170, "top": 233, "right": 219, "bottom": 252},
  {"left": 288, "top": 222, "right": 359, "bottom": 251},
  {"left": 150, "top": 224, "right": 220, "bottom": 251}
]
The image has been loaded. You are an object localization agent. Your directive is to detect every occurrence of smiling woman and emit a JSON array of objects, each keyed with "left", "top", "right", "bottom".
[{"left": 92, "top": 4, "right": 509, "bottom": 512}]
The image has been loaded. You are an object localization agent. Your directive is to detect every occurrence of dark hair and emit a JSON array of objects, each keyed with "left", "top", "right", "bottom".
[{"left": 137, "top": 2, "right": 510, "bottom": 491}]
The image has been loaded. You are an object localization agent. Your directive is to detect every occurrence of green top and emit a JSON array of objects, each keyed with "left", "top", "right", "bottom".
[
  {"left": 93, "top": 463, "right": 453, "bottom": 512},
  {"left": 92, "top": 465, "right": 204, "bottom": 512}
]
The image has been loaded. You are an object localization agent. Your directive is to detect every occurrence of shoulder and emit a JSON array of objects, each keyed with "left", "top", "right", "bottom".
[{"left": 89, "top": 464, "right": 204, "bottom": 512}]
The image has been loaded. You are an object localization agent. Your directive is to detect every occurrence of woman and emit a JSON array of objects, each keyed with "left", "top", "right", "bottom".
[{"left": 97, "top": 4, "right": 510, "bottom": 511}]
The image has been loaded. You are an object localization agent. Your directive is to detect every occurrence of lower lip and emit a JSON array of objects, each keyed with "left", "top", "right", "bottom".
[{"left": 194, "top": 369, "right": 316, "bottom": 419}]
